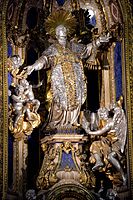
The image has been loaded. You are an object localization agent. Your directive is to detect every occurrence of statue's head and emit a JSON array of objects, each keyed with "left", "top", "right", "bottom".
[
  {"left": 55, "top": 25, "right": 67, "bottom": 47},
  {"left": 20, "top": 79, "right": 29, "bottom": 88},
  {"left": 15, "top": 85, "right": 24, "bottom": 95},
  {"left": 98, "top": 107, "right": 109, "bottom": 120},
  {"left": 11, "top": 55, "right": 22, "bottom": 68},
  {"left": 45, "top": 9, "right": 77, "bottom": 40}
]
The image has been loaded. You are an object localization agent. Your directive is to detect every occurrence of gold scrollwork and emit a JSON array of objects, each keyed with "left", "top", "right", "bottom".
[{"left": 36, "top": 144, "right": 59, "bottom": 189}]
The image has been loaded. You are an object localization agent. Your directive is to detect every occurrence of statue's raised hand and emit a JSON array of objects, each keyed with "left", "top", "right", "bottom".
[{"left": 99, "top": 32, "right": 111, "bottom": 43}]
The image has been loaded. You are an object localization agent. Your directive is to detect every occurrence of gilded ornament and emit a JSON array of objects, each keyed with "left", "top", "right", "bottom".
[{"left": 45, "top": 9, "right": 77, "bottom": 38}]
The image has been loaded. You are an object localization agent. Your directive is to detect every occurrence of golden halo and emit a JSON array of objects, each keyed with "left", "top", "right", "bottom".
[{"left": 45, "top": 9, "right": 77, "bottom": 38}]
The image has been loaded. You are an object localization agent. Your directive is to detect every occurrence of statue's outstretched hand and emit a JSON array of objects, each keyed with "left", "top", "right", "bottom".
[{"left": 24, "top": 65, "right": 34, "bottom": 75}]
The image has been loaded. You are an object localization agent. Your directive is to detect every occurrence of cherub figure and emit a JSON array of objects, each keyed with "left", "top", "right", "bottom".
[
  {"left": 88, "top": 101, "right": 127, "bottom": 185},
  {"left": 9, "top": 80, "right": 41, "bottom": 138},
  {"left": 20, "top": 79, "right": 40, "bottom": 116},
  {"left": 11, "top": 79, "right": 41, "bottom": 126},
  {"left": 8, "top": 56, "right": 41, "bottom": 138},
  {"left": 7, "top": 55, "right": 26, "bottom": 87},
  {"left": 11, "top": 84, "right": 26, "bottom": 127}
]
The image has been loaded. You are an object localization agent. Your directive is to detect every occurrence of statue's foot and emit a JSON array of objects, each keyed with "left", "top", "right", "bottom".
[{"left": 92, "top": 162, "right": 104, "bottom": 171}]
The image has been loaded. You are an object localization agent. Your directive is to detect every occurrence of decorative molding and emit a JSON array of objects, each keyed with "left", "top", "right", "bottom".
[
  {"left": 109, "top": 44, "right": 116, "bottom": 102},
  {"left": 0, "top": 0, "right": 132, "bottom": 199},
  {"left": 119, "top": 0, "right": 133, "bottom": 196},
  {"left": 1, "top": 0, "right": 8, "bottom": 199},
  {"left": 95, "top": 0, "right": 107, "bottom": 31},
  {"left": 0, "top": 0, "right": 3, "bottom": 196},
  {"left": 46, "top": 180, "right": 97, "bottom": 200}
]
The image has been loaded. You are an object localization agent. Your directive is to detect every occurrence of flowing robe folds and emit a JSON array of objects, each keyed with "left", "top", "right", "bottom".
[{"left": 31, "top": 43, "right": 89, "bottom": 128}]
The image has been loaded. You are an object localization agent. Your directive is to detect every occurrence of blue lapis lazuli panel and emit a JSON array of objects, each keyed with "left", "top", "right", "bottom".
[
  {"left": 59, "top": 151, "right": 76, "bottom": 170},
  {"left": 8, "top": 72, "right": 12, "bottom": 103},
  {"left": 90, "top": 16, "right": 96, "bottom": 27},
  {"left": 7, "top": 41, "right": 12, "bottom": 57},
  {"left": 7, "top": 42, "right": 13, "bottom": 103},
  {"left": 114, "top": 42, "right": 122, "bottom": 100},
  {"left": 7, "top": 42, "right": 13, "bottom": 188},
  {"left": 8, "top": 134, "right": 13, "bottom": 187},
  {"left": 56, "top": 0, "right": 65, "bottom": 6},
  {"left": 84, "top": 10, "right": 96, "bottom": 28},
  {"left": 8, "top": 73, "right": 12, "bottom": 87}
]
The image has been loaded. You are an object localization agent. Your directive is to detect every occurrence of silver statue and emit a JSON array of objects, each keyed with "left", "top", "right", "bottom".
[
  {"left": 12, "top": 78, "right": 40, "bottom": 126},
  {"left": 11, "top": 84, "right": 26, "bottom": 127},
  {"left": 88, "top": 103, "right": 127, "bottom": 185},
  {"left": 25, "top": 189, "right": 36, "bottom": 200},
  {"left": 8, "top": 55, "right": 26, "bottom": 87},
  {"left": 20, "top": 79, "right": 40, "bottom": 115},
  {"left": 24, "top": 24, "right": 111, "bottom": 129},
  {"left": 8, "top": 55, "right": 41, "bottom": 136},
  {"left": 9, "top": 77, "right": 41, "bottom": 137}
]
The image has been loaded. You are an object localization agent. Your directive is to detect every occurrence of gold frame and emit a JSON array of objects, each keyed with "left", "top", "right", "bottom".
[
  {"left": 0, "top": 0, "right": 132, "bottom": 199},
  {"left": 120, "top": 0, "right": 133, "bottom": 193},
  {"left": 1, "top": 1, "right": 8, "bottom": 199}
]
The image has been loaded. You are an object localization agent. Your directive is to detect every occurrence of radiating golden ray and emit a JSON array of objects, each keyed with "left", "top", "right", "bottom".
[{"left": 45, "top": 9, "right": 77, "bottom": 38}]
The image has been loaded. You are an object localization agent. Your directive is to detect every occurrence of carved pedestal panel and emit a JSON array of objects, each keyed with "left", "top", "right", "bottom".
[{"left": 37, "top": 130, "right": 95, "bottom": 191}]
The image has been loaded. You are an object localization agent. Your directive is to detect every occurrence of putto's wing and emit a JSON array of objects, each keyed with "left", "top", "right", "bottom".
[{"left": 113, "top": 107, "right": 127, "bottom": 153}]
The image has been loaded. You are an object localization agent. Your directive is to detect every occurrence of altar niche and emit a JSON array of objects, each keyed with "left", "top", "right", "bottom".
[{"left": 6, "top": 1, "right": 129, "bottom": 200}]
